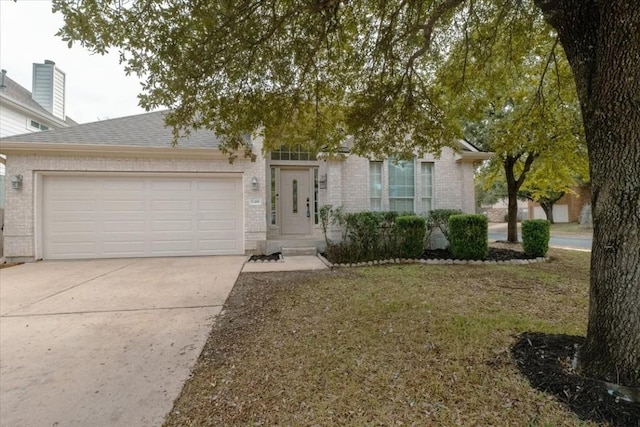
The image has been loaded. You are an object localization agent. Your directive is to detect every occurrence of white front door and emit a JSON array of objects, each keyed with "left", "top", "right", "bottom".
[{"left": 280, "top": 169, "right": 311, "bottom": 235}]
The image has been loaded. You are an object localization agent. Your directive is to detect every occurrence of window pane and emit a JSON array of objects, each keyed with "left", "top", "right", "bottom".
[
  {"left": 314, "top": 168, "right": 319, "bottom": 224},
  {"left": 422, "top": 198, "right": 432, "bottom": 214},
  {"left": 421, "top": 162, "right": 433, "bottom": 197},
  {"left": 421, "top": 162, "right": 433, "bottom": 215},
  {"left": 270, "top": 167, "right": 277, "bottom": 224},
  {"left": 269, "top": 145, "right": 317, "bottom": 161},
  {"left": 370, "top": 161, "right": 382, "bottom": 211},
  {"left": 293, "top": 179, "right": 298, "bottom": 213},
  {"left": 369, "top": 161, "right": 382, "bottom": 197},
  {"left": 389, "top": 158, "right": 415, "bottom": 212},
  {"left": 390, "top": 198, "right": 414, "bottom": 212}
]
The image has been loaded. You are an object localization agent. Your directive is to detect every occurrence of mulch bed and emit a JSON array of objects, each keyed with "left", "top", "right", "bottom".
[
  {"left": 421, "top": 247, "right": 535, "bottom": 261},
  {"left": 512, "top": 332, "right": 640, "bottom": 426}
]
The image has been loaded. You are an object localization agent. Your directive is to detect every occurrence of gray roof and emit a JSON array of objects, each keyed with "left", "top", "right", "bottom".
[
  {"left": 0, "top": 110, "right": 223, "bottom": 149},
  {"left": 0, "top": 74, "right": 77, "bottom": 126}
]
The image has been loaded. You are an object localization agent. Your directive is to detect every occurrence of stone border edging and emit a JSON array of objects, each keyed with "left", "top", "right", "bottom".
[{"left": 317, "top": 253, "right": 549, "bottom": 268}]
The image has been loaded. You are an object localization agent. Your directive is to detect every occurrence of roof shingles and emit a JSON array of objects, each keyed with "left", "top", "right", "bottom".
[{"left": 0, "top": 110, "right": 222, "bottom": 149}]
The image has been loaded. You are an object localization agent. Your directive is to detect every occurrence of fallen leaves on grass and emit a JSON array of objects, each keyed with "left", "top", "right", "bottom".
[{"left": 164, "top": 249, "right": 603, "bottom": 427}]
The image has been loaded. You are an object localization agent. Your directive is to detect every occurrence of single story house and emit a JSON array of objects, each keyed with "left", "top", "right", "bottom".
[{"left": 0, "top": 111, "right": 491, "bottom": 262}]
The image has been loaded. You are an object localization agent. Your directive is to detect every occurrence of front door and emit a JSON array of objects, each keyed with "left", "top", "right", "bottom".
[{"left": 280, "top": 169, "right": 311, "bottom": 235}]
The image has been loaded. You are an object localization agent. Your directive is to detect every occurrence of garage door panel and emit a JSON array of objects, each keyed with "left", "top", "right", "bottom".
[
  {"left": 151, "top": 200, "right": 193, "bottom": 211},
  {"left": 151, "top": 240, "right": 194, "bottom": 253},
  {"left": 151, "top": 220, "right": 193, "bottom": 232},
  {"left": 49, "top": 221, "right": 97, "bottom": 233},
  {"left": 151, "top": 180, "right": 193, "bottom": 191},
  {"left": 198, "top": 239, "right": 240, "bottom": 251},
  {"left": 103, "top": 200, "right": 146, "bottom": 212},
  {"left": 43, "top": 175, "right": 244, "bottom": 259},
  {"left": 102, "top": 241, "right": 146, "bottom": 254},
  {"left": 49, "top": 242, "right": 99, "bottom": 255},
  {"left": 198, "top": 219, "right": 238, "bottom": 230},
  {"left": 104, "top": 180, "right": 146, "bottom": 191},
  {"left": 49, "top": 232, "right": 99, "bottom": 243},
  {"left": 49, "top": 200, "right": 98, "bottom": 212}
]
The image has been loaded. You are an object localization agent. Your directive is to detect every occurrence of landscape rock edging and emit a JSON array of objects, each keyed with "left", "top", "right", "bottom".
[{"left": 316, "top": 253, "right": 549, "bottom": 269}]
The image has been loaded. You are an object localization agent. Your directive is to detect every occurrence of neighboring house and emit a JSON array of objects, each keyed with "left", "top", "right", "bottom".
[
  {"left": 528, "top": 184, "right": 591, "bottom": 223},
  {"left": 480, "top": 198, "right": 529, "bottom": 223},
  {"left": 0, "top": 61, "right": 77, "bottom": 138},
  {"left": 0, "top": 111, "right": 491, "bottom": 262},
  {"left": 0, "top": 60, "right": 77, "bottom": 256}
]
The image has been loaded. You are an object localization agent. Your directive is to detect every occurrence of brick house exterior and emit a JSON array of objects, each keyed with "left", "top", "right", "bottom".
[
  {"left": 1, "top": 111, "right": 490, "bottom": 261},
  {"left": 528, "top": 184, "right": 592, "bottom": 223}
]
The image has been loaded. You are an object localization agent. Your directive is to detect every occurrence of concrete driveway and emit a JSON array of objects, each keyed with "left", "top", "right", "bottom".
[{"left": 0, "top": 256, "right": 245, "bottom": 427}]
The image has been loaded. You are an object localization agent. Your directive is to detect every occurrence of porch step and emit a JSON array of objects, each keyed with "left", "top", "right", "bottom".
[
  {"left": 281, "top": 246, "right": 318, "bottom": 256},
  {"left": 266, "top": 239, "right": 325, "bottom": 255}
]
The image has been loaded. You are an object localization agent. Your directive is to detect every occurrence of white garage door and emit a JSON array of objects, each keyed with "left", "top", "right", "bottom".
[
  {"left": 42, "top": 174, "right": 244, "bottom": 259},
  {"left": 532, "top": 204, "right": 570, "bottom": 223}
]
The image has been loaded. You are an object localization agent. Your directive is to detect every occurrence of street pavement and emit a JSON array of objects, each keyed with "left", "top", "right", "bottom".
[{"left": 488, "top": 223, "right": 592, "bottom": 251}]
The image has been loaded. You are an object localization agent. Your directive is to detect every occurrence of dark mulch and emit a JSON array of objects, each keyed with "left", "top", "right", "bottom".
[
  {"left": 422, "top": 247, "right": 535, "bottom": 261},
  {"left": 512, "top": 332, "right": 640, "bottom": 427},
  {"left": 247, "top": 251, "right": 282, "bottom": 262}
]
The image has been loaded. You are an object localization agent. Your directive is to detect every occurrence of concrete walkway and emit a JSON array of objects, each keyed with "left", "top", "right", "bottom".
[
  {"left": 242, "top": 255, "right": 328, "bottom": 273},
  {"left": 0, "top": 256, "right": 244, "bottom": 427}
]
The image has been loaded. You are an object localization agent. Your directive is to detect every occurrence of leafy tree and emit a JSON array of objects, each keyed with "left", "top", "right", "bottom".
[
  {"left": 53, "top": 0, "right": 640, "bottom": 387},
  {"left": 518, "top": 152, "right": 589, "bottom": 223},
  {"left": 439, "top": 12, "right": 583, "bottom": 241}
]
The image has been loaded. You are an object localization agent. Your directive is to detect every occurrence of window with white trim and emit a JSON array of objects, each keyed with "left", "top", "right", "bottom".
[
  {"left": 369, "top": 161, "right": 382, "bottom": 211},
  {"left": 388, "top": 159, "right": 415, "bottom": 212},
  {"left": 421, "top": 162, "right": 434, "bottom": 215},
  {"left": 29, "top": 119, "right": 49, "bottom": 131}
]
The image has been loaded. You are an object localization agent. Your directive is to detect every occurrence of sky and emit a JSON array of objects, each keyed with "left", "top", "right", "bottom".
[{"left": 0, "top": 0, "right": 148, "bottom": 124}]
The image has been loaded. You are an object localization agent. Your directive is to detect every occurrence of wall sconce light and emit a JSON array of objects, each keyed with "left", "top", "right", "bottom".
[
  {"left": 10, "top": 174, "right": 23, "bottom": 190},
  {"left": 251, "top": 176, "right": 259, "bottom": 190},
  {"left": 319, "top": 174, "right": 327, "bottom": 189}
]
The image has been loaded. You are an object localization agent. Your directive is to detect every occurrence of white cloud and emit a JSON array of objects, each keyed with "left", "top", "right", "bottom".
[{"left": 0, "top": 0, "right": 149, "bottom": 124}]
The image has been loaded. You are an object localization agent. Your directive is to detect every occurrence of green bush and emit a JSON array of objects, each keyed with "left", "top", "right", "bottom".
[
  {"left": 395, "top": 216, "right": 426, "bottom": 258},
  {"left": 429, "top": 209, "right": 463, "bottom": 245},
  {"left": 448, "top": 214, "right": 488, "bottom": 260},
  {"left": 522, "top": 219, "right": 550, "bottom": 257}
]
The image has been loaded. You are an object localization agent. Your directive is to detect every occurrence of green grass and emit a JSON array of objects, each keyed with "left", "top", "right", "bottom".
[{"left": 165, "top": 249, "right": 596, "bottom": 427}]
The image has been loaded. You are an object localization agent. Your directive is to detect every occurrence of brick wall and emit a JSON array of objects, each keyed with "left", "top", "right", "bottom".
[{"left": 324, "top": 148, "right": 477, "bottom": 214}]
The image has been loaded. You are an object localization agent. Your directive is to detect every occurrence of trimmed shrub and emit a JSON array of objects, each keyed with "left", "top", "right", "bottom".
[
  {"left": 395, "top": 216, "right": 426, "bottom": 258},
  {"left": 448, "top": 214, "right": 488, "bottom": 260},
  {"left": 429, "top": 209, "right": 463, "bottom": 245},
  {"left": 522, "top": 219, "right": 550, "bottom": 257}
]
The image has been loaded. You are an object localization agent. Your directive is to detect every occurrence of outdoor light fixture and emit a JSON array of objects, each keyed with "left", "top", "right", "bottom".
[
  {"left": 251, "top": 176, "right": 259, "bottom": 190},
  {"left": 319, "top": 174, "right": 327, "bottom": 189},
  {"left": 10, "top": 174, "right": 23, "bottom": 190}
]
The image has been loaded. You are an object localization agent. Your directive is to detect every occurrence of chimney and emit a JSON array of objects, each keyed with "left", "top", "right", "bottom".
[
  {"left": 0, "top": 69, "right": 6, "bottom": 89},
  {"left": 32, "top": 60, "right": 66, "bottom": 121}
]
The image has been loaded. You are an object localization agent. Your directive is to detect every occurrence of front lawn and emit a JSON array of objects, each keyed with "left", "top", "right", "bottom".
[{"left": 164, "top": 250, "right": 620, "bottom": 426}]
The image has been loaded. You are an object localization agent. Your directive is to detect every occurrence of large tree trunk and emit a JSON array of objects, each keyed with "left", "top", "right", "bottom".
[
  {"left": 505, "top": 171, "right": 520, "bottom": 243},
  {"left": 504, "top": 153, "right": 537, "bottom": 242},
  {"left": 536, "top": 0, "right": 640, "bottom": 387}
]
